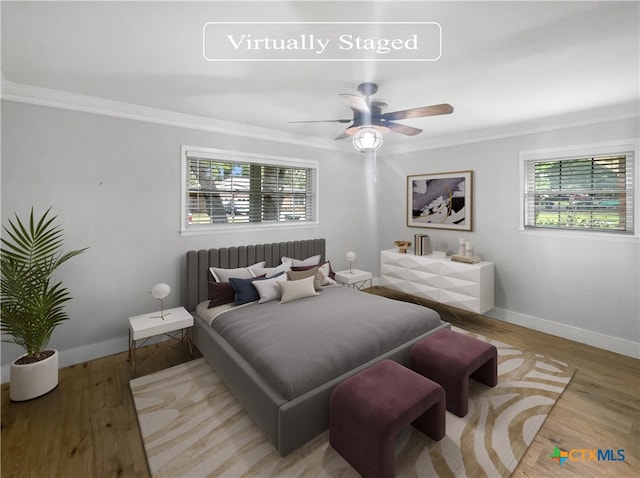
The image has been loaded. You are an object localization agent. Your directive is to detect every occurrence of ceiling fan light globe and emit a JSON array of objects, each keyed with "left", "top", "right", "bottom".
[{"left": 352, "top": 126, "right": 384, "bottom": 152}]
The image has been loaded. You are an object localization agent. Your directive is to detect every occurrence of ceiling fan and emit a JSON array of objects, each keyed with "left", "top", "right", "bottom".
[{"left": 289, "top": 82, "right": 454, "bottom": 141}]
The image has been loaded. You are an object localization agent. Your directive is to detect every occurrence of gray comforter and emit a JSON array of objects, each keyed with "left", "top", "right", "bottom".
[{"left": 210, "top": 286, "right": 442, "bottom": 400}]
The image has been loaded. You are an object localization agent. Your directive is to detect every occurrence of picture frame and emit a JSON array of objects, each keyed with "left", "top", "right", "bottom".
[{"left": 407, "top": 170, "right": 473, "bottom": 230}]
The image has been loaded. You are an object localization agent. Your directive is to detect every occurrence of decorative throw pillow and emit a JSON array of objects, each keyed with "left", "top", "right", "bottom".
[
  {"left": 249, "top": 260, "right": 292, "bottom": 278},
  {"left": 228, "top": 274, "right": 267, "bottom": 305},
  {"left": 278, "top": 275, "right": 319, "bottom": 304},
  {"left": 292, "top": 261, "right": 336, "bottom": 285},
  {"left": 209, "top": 261, "right": 266, "bottom": 283},
  {"left": 252, "top": 273, "right": 288, "bottom": 303},
  {"left": 207, "top": 281, "right": 236, "bottom": 308},
  {"left": 281, "top": 254, "right": 321, "bottom": 267},
  {"left": 286, "top": 266, "right": 322, "bottom": 291}
]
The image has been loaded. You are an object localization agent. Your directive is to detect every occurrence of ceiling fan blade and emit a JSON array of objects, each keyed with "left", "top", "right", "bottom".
[
  {"left": 381, "top": 103, "right": 454, "bottom": 121},
  {"left": 339, "top": 94, "right": 370, "bottom": 113},
  {"left": 288, "top": 119, "right": 352, "bottom": 124},
  {"left": 384, "top": 121, "right": 423, "bottom": 136},
  {"left": 334, "top": 131, "right": 352, "bottom": 140}
]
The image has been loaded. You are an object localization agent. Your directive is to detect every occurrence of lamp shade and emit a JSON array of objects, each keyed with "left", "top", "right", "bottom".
[
  {"left": 352, "top": 126, "right": 383, "bottom": 152},
  {"left": 345, "top": 251, "right": 356, "bottom": 262},
  {"left": 150, "top": 283, "right": 171, "bottom": 299}
]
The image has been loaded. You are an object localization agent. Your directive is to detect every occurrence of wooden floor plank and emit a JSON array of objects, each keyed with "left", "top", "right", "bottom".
[
  {"left": 372, "top": 288, "right": 640, "bottom": 478},
  {"left": 2, "top": 289, "right": 638, "bottom": 477}
]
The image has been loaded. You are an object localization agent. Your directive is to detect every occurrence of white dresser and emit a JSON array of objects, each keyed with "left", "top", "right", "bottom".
[{"left": 380, "top": 249, "right": 494, "bottom": 314}]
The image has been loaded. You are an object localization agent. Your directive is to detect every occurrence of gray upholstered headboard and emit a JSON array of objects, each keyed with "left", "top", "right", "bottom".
[{"left": 185, "top": 238, "right": 326, "bottom": 311}]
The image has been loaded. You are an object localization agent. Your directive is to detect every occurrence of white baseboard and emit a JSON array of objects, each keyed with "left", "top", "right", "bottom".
[
  {"left": 371, "top": 278, "right": 639, "bottom": 359},
  {"left": 3, "top": 305, "right": 637, "bottom": 384},
  {"left": 1, "top": 334, "right": 167, "bottom": 384},
  {"left": 485, "top": 307, "right": 640, "bottom": 359}
]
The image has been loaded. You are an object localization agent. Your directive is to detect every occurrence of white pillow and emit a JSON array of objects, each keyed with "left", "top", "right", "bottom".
[
  {"left": 281, "top": 254, "right": 321, "bottom": 267},
  {"left": 249, "top": 260, "right": 292, "bottom": 278},
  {"left": 316, "top": 262, "right": 337, "bottom": 286},
  {"left": 209, "top": 261, "right": 266, "bottom": 283},
  {"left": 253, "top": 274, "right": 288, "bottom": 303},
  {"left": 278, "top": 275, "right": 319, "bottom": 304}
]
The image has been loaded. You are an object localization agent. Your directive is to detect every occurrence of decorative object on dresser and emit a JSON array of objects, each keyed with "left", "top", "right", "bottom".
[
  {"left": 394, "top": 240, "right": 412, "bottom": 253},
  {"left": 451, "top": 254, "right": 482, "bottom": 264},
  {"left": 408, "top": 170, "right": 473, "bottom": 230},
  {"left": 380, "top": 248, "right": 494, "bottom": 314},
  {"left": 452, "top": 238, "right": 482, "bottom": 263},
  {"left": 413, "top": 233, "right": 431, "bottom": 255},
  {"left": 1, "top": 207, "right": 87, "bottom": 401}
]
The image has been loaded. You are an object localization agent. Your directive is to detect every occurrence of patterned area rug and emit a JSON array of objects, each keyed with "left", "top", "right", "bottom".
[{"left": 130, "top": 330, "right": 575, "bottom": 477}]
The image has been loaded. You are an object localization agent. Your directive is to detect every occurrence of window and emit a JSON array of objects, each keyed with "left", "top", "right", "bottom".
[
  {"left": 181, "top": 146, "right": 317, "bottom": 232},
  {"left": 522, "top": 143, "right": 635, "bottom": 234}
]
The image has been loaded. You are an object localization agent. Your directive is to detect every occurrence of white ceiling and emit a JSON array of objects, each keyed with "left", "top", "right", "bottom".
[{"left": 2, "top": 1, "right": 639, "bottom": 152}]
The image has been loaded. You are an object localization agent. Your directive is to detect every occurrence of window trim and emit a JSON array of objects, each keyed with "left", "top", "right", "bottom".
[
  {"left": 180, "top": 145, "right": 319, "bottom": 235},
  {"left": 519, "top": 139, "right": 639, "bottom": 241}
]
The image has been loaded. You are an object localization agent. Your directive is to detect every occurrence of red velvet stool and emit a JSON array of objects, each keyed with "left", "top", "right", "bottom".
[
  {"left": 410, "top": 329, "right": 498, "bottom": 417},
  {"left": 329, "top": 359, "right": 445, "bottom": 478}
]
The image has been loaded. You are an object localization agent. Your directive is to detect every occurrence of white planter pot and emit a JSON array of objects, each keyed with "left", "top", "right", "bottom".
[{"left": 10, "top": 349, "right": 59, "bottom": 401}]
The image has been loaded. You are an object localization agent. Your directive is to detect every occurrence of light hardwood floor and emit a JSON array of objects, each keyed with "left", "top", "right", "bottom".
[{"left": 2, "top": 289, "right": 638, "bottom": 477}]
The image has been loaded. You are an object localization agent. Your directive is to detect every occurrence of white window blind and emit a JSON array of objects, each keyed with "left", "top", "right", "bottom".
[
  {"left": 523, "top": 152, "right": 634, "bottom": 233},
  {"left": 183, "top": 148, "right": 317, "bottom": 229}
]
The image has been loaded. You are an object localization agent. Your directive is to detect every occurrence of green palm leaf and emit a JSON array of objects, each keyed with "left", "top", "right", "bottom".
[{"left": 1, "top": 208, "right": 87, "bottom": 358}]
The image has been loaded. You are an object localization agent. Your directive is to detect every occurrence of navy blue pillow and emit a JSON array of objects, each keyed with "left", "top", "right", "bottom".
[{"left": 229, "top": 275, "right": 267, "bottom": 305}]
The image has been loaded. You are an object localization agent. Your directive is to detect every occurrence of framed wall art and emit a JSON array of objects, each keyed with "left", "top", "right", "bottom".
[{"left": 407, "top": 170, "right": 473, "bottom": 230}]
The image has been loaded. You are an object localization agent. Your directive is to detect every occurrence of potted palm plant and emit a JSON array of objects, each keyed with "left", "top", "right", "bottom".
[{"left": 1, "top": 207, "right": 87, "bottom": 401}]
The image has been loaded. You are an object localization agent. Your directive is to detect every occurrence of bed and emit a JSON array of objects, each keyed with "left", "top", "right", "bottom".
[{"left": 186, "top": 238, "right": 449, "bottom": 456}]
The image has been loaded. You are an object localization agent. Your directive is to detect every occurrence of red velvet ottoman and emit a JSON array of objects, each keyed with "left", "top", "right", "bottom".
[
  {"left": 410, "top": 329, "right": 498, "bottom": 417},
  {"left": 329, "top": 359, "right": 445, "bottom": 478}
]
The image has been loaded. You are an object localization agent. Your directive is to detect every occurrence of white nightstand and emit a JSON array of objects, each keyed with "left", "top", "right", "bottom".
[
  {"left": 128, "top": 306, "right": 194, "bottom": 373},
  {"left": 334, "top": 269, "right": 373, "bottom": 291}
]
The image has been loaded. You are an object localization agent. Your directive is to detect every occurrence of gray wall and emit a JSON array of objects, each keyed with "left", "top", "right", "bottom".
[
  {"left": 376, "top": 117, "right": 639, "bottom": 356},
  {"left": 0, "top": 101, "right": 377, "bottom": 381},
  {"left": 2, "top": 99, "right": 638, "bottom": 382}
]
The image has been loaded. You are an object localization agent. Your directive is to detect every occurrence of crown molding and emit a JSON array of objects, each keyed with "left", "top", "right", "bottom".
[
  {"left": 382, "top": 101, "right": 640, "bottom": 155},
  {"left": 3, "top": 79, "right": 637, "bottom": 157},
  {"left": 0, "top": 79, "right": 349, "bottom": 153}
]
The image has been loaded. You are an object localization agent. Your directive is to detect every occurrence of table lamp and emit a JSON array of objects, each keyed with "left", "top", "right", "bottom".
[
  {"left": 150, "top": 283, "right": 171, "bottom": 320},
  {"left": 345, "top": 251, "right": 356, "bottom": 273}
]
